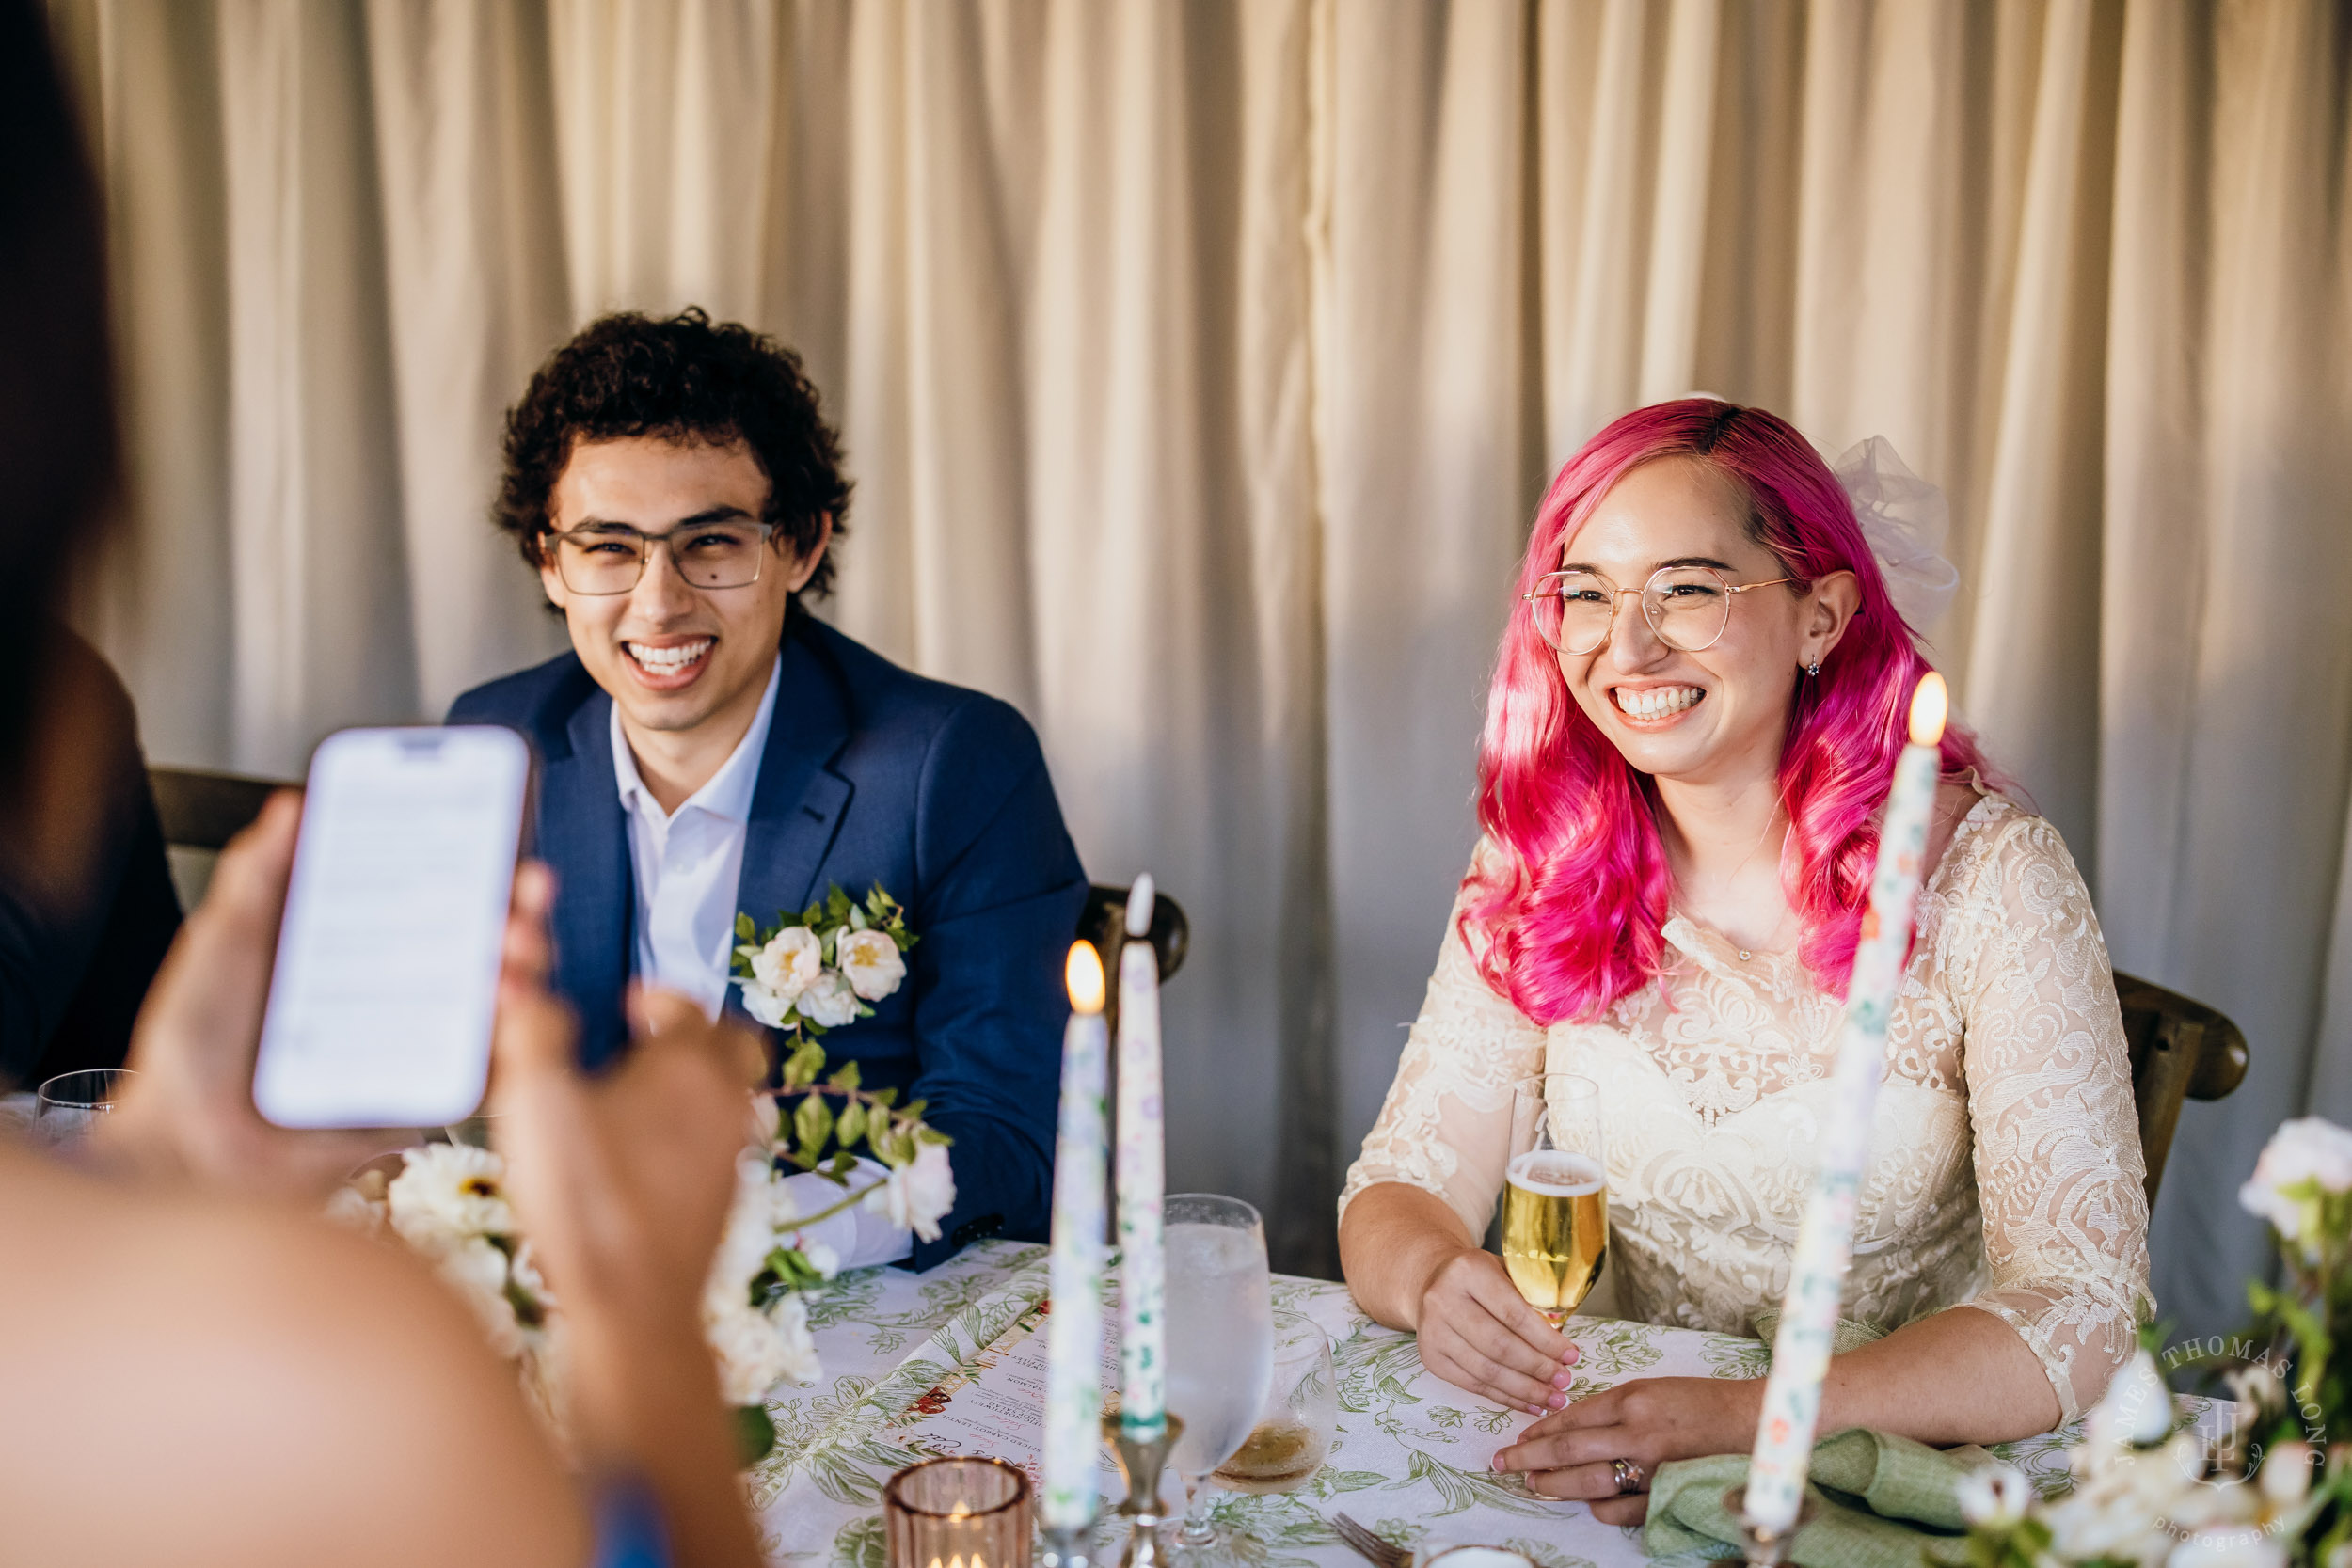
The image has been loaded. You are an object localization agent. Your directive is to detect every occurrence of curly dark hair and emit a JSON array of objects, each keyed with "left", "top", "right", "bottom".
[{"left": 494, "top": 308, "right": 852, "bottom": 600}]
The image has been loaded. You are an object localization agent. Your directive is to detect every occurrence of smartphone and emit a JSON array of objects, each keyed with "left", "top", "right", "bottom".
[{"left": 251, "top": 726, "right": 532, "bottom": 1129}]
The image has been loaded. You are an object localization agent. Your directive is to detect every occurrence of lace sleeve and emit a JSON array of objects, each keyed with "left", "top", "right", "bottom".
[
  {"left": 1947, "top": 813, "right": 2153, "bottom": 1423},
  {"left": 1337, "top": 871, "right": 1549, "bottom": 1243}
]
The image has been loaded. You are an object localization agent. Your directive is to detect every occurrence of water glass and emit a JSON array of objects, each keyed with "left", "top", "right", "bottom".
[
  {"left": 35, "top": 1068, "right": 136, "bottom": 1147},
  {"left": 1163, "top": 1193, "right": 1275, "bottom": 1562},
  {"left": 1213, "top": 1308, "right": 1336, "bottom": 1494}
]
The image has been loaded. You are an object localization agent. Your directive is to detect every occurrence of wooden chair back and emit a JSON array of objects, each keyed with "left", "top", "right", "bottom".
[
  {"left": 150, "top": 767, "right": 284, "bottom": 853},
  {"left": 2114, "top": 971, "right": 2249, "bottom": 1205},
  {"left": 1077, "top": 884, "right": 1190, "bottom": 1034}
]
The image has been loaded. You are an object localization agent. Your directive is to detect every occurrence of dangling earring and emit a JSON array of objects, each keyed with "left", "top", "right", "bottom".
[{"left": 1806, "top": 658, "right": 1821, "bottom": 678}]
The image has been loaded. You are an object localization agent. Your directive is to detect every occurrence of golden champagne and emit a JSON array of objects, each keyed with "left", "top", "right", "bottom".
[{"left": 1499, "top": 1150, "right": 1608, "bottom": 1322}]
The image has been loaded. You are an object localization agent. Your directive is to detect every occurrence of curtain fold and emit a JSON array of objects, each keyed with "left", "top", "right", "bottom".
[{"left": 55, "top": 0, "right": 2352, "bottom": 1314}]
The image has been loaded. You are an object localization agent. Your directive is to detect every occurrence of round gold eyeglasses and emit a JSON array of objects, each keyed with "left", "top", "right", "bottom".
[
  {"left": 545, "top": 519, "right": 776, "bottom": 595},
  {"left": 1522, "top": 564, "right": 1796, "bottom": 655}
]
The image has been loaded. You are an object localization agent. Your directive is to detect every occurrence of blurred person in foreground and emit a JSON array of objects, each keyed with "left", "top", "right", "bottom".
[
  {"left": 1339, "top": 400, "right": 2149, "bottom": 1520},
  {"left": 0, "top": 7, "right": 765, "bottom": 1564},
  {"left": 450, "top": 310, "right": 1086, "bottom": 1270}
]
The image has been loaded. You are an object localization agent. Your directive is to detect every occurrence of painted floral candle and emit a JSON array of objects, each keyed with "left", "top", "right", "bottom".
[
  {"left": 1115, "top": 875, "right": 1166, "bottom": 1439},
  {"left": 1041, "top": 942, "right": 1110, "bottom": 1534},
  {"left": 1743, "top": 673, "right": 1948, "bottom": 1538}
]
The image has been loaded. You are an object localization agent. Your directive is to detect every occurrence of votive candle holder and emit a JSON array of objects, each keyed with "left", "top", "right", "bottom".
[{"left": 882, "top": 1456, "right": 1033, "bottom": 1568}]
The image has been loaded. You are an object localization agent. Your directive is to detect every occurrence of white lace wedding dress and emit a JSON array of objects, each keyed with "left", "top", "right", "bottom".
[{"left": 1340, "top": 794, "right": 2151, "bottom": 1420}]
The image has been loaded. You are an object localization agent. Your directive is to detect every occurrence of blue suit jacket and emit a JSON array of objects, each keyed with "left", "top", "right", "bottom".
[{"left": 448, "top": 612, "right": 1087, "bottom": 1267}]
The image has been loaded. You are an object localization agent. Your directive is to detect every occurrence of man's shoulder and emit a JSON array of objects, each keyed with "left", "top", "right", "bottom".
[
  {"left": 805, "top": 620, "right": 1041, "bottom": 762},
  {"left": 446, "top": 649, "right": 599, "bottom": 734}
]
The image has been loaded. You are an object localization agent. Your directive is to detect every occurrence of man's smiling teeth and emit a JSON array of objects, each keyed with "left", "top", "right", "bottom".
[
  {"left": 1614, "top": 685, "right": 1703, "bottom": 719},
  {"left": 627, "top": 639, "right": 711, "bottom": 673}
]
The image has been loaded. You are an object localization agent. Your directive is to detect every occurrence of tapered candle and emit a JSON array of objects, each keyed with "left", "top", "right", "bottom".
[
  {"left": 1041, "top": 942, "right": 1110, "bottom": 1535},
  {"left": 1743, "top": 673, "right": 1948, "bottom": 1539},
  {"left": 1114, "top": 875, "right": 1166, "bottom": 1439}
]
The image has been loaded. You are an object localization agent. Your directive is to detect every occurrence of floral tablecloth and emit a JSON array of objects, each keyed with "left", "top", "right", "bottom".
[{"left": 747, "top": 1241, "right": 2194, "bottom": 1568}]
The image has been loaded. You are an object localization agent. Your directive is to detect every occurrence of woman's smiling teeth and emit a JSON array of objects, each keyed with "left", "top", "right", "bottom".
[
  {"left": 1613, "top": 684, "right": 1704, "bottom": 720},
  {"left": 625, "top": 638, "right": 711, "bottom": 674}
]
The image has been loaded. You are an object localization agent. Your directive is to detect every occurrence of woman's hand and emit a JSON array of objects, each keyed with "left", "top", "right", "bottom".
[
  {"left": 1413, "top": 1245, "right": 1581, "bottom": 1417},
  {"left": 96, "top": 792, "right": 415, "bottom": 1196},
  {"left": 1490, "top": 1374, "right": 1761, "bottom": 1524}
]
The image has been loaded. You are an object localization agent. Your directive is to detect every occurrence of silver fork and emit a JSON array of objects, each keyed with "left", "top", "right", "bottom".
[{"left": 1331, "top": 1512, "right": 1414, "bottom": 1568}]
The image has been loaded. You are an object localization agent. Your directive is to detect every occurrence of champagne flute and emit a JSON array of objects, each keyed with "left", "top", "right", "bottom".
[
  {"left": 1162, "top": 1193, "right": 1275, "bottom": 1564},
  {"left": 35, "top": 1068, "right": 136, "bottom": 1148},
  {"left": 1502, "top": 1074, "right": 1608, "bottom": 1327}
]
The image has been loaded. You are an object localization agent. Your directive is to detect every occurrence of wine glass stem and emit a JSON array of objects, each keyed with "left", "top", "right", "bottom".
[{"left": 1176, "top": 1472, "right": 1216, "bottom": 1545}]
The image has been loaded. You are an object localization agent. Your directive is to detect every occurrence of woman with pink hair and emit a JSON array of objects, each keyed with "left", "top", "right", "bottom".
[{"left": 1337, "top": 399, "right": 2149, "bottom": 1523}]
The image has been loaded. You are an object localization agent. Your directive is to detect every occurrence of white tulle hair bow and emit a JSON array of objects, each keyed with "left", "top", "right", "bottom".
[{"left": 1832, "top": 436, "right": 1959, "bottom": 633}]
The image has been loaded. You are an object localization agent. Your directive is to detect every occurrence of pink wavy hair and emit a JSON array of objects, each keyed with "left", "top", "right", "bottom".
[{"left": 1461, "top": 398, "right": 1994, "bottom": 1022}]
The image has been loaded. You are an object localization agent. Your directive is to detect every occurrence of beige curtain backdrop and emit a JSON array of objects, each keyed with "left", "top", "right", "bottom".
[{"left": 48, "top": 0, "right": 2352, "bottom": 1330}]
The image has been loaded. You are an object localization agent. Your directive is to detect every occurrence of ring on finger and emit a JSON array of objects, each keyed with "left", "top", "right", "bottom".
[{"left": 1611, "top": 1457, "right": 1647, "bottom": 1494}]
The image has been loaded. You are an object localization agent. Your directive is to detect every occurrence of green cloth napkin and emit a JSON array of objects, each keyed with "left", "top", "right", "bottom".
[{"left": 1644, "top": 1428, "right": 1982, "bottom": 1568}]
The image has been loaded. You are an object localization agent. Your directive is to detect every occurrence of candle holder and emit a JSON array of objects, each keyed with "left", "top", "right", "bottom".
[
  {"left": 883, "top": 1456, "right": 1033, "bottom": 1568},
  {"left": 1038, "top": 1525, "right": 1095, "bottom": 1568},
  {"left": 1708, "top": 1485, "right": 1818, "bottom": 1568},
  {"left": 1100, "top": 1412, "right": 1184, "bottom": 1568}
]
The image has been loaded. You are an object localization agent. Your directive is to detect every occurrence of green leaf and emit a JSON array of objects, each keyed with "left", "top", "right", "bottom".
[
  {"left": 733, "top": 1404, "right": 777, "bottom": 1468},
  {"left": 916, "top": 1127, "right": 952, "bottom": 1146},
  {"left": 736, "top": 911, "right": 757, "bottom": 942},
  {"left": 870, "top": 1087, "right": 898, "bottom": 1109},
  {"left": 850, "top": 905, "right": 869, "bottom": 931},
  {"left": 782, "top": 1037, "right": 826, "bottom": 1091},
  {"left": 795, "top": 1094, "right": 834, "bottom": 1158},
  {"left": 902, "top": 1098, "right": 927, "bottom": 1119},
  {"left": 827, "top": 886, "right": 853, "bottom": 924},
  {"left": 827, "top": 1150, "right": 859, "bottom": 1178},
  {"left": 829, "top": 1060, "right": 862, "bottom": 1092},
  {"left": 762, "top": 1244, "right": 826, "bottom": 1291},
  {"left": 802, "top": 901, "right": 822, "bottom": 926},
  {"left": 835, "top": 1103, "right": 866, "bottom": 1147}
]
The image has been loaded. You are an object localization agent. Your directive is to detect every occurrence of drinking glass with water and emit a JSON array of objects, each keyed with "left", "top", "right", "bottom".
[{"left": 1162, "top": 1193, "right": 1275, "bottom": 1564}]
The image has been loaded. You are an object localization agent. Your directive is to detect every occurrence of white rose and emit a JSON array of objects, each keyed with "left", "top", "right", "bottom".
[
  {"left": 707, "top": 1157, "right": 788, "bottom": 1312},
  {"left": 1955, "top": 1465, "right": 2032, "bottom": 1527},
  {"left": 705, "top": 1295, "right": 822, "bottom": 1403},
  {"left": 2259, "top": 1442, "right": 2312, "bottom": 1508},
  {"left": 792, "top": 1234, "right": 841, "bottom": 1281},
  {"left": 835, "top": 928, "right": 908, "bottom": 1002},
  {"left": 388, "top": 1143, "right": 515, "bottom": 1245},
  {"left": 436, "top": 1236, "right": 530, "bottom": 1359},
  {"left": 753, "top": 926, "right": 824, "bottom": 1003},
  {"left": 707, "top": 1302, "right": 793, "bottom": 1404},
  {"left": 2087, "top": 1348, "right": 2176, "bottom": 1450},
  {"left": 2239, "top": 1117, "right": 2352, "bottom": 1246},
  {"left": 864, "top": 1140, "right": 957, "bottom": 1243},
  {"left": 770, "top": 1293, "right": 821, "bottom": 1386},
  {"left": 795, "top": 970, "right": 861, "bottom": 1029},
  {"left": 740, "top": 983, "right": 795, "bottom": 1030}
]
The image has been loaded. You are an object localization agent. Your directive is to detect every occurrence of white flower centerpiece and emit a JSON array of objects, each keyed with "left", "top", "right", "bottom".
[
  {"left": 1957, "top": 1116, "right": 2352, "bottom": 1568},
  {"left": 334, "top": 882, "right": 956, "bottom": 1467}
]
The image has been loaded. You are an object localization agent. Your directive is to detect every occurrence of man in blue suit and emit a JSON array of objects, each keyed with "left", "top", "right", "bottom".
[{"left": 449, "top": 309, "right": 1086, "bottom": 1269}]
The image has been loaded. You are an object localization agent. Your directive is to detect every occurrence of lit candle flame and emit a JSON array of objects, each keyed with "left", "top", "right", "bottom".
[
  {"left": 1066, "top": 941, "right": 1105, "bottom": 1015},
  {"left": 1907, "top": 671, "right": 1948, "bottom": 747},
  {"left": 946, "top": 1502, "right": 971, "bottom": 1520}
]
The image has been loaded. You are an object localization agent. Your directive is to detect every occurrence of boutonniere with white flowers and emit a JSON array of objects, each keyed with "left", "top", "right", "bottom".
[{"left": 732, "top": 882, "right": 915, "bottom": 1037}]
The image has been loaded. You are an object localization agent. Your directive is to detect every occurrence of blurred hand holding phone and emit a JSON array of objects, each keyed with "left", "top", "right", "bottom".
[{"left": 252, "top": 727, "right": 532, "bottom": 1130}]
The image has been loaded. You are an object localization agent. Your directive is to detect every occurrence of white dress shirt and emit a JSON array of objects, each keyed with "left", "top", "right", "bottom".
[{"left": 610, "top": 656, "right": 910, "bottom": 1269}]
